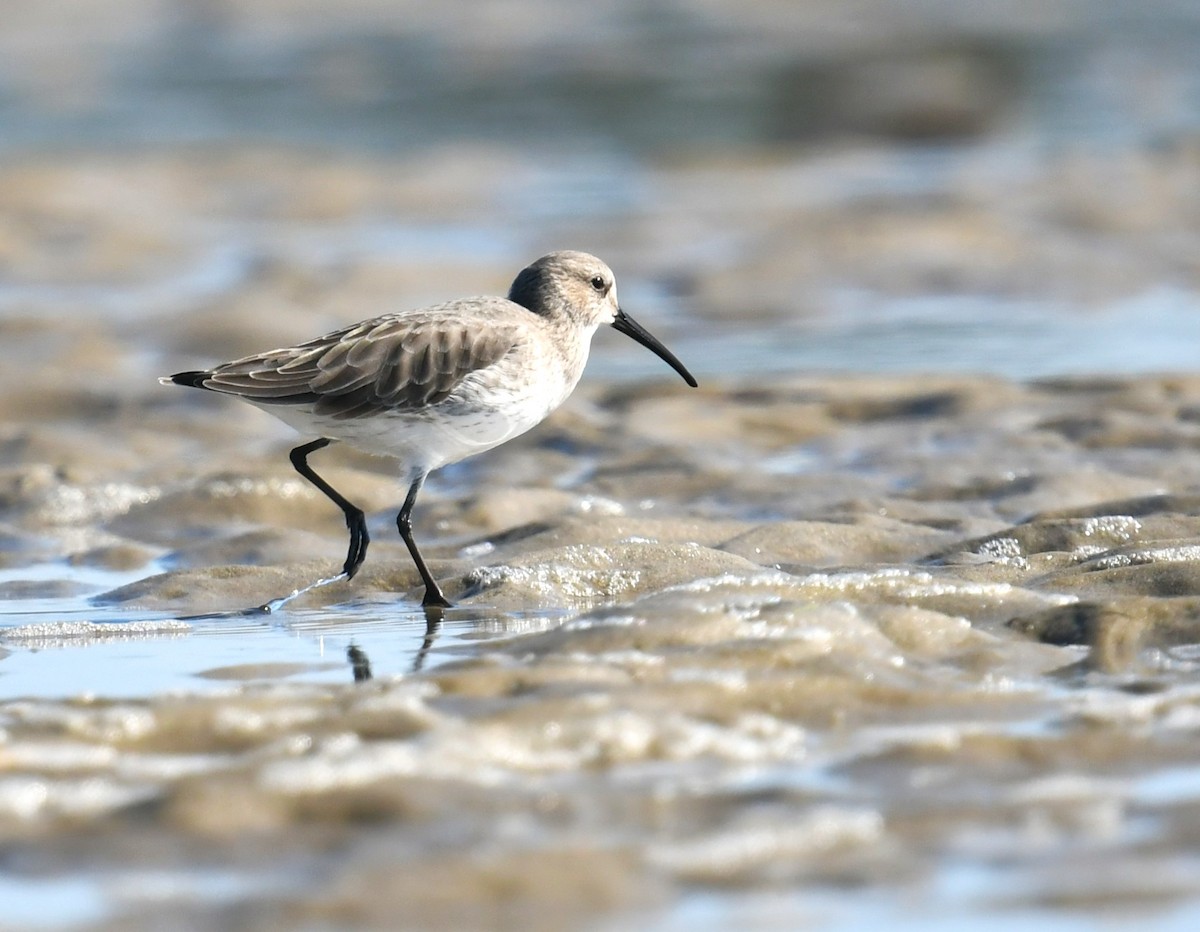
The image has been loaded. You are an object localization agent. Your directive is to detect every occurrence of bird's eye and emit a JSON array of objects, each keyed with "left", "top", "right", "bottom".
[{"left": 590, "top": 276, "right": 607, "bottom": 292}]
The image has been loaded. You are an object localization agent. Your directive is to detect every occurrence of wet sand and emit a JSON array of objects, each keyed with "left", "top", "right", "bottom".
[
  {"left": 3, "top": 2, "right": 1200, "bottom": 926},
  {"left": 8, "top": 223, "right": 1200, "bottom": 925}
]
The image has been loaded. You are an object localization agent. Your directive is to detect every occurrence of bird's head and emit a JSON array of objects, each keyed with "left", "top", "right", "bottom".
[{"left": 508, "top": 251, "right": 698, "bottom": 387}]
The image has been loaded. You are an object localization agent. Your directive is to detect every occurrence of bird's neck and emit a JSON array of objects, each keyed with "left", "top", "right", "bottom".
[{"left": 548, "top": 315, "right": 597, "bottom": 395}]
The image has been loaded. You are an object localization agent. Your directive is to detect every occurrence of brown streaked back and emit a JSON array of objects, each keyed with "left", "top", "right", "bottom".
[{"left": 173, "top": 307, "right": 524, "bottom": 420}]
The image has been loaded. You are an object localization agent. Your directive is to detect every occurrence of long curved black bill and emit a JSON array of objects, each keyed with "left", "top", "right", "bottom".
[{"left": 611, "top": 309, "right": 698, "bottom": 387}]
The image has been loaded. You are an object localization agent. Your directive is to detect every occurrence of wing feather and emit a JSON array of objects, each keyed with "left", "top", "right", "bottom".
[{"left": 192, "top": 309, "right": 522, "bottom": 417}]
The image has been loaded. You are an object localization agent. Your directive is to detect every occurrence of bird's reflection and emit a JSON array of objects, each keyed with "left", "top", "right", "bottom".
[
  {"left": 411, "top": 604, "right": 444, "bottom": 673},
  {"left": 344, "top": 604, "right": 442, "bottom": 681},
  {"left": 346, "top": 642, "right": 373, "bottom": 682},
  {"left": 177, "top": 594, "right": 534, "bottom": 683}
]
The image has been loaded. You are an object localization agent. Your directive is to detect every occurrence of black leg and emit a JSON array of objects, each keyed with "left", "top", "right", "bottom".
[
  {"left": 397, "top": 473, "right": 451, "bottom": 608},
  {"left": 289, "top": 438, "right": 370, "bottom": 579}
]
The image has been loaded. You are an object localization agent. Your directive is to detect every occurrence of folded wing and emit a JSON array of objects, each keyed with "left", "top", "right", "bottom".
[{"left": 181, "top": 313, "right": 520, "bottom": 420}]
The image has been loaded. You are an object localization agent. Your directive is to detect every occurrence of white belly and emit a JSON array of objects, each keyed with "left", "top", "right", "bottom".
[{"left": 255, "top": 346, "right": 583, "bottom": 473}]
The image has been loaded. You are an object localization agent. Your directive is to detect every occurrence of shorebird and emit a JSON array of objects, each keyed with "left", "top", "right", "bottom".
[{"left": 162, "top": 251, "right": 698, "bottom": 608}]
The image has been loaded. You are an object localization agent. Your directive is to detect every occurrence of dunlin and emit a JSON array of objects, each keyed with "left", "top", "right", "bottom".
[{"left": 162, "top": 251, "right": 697, "bottom": 607}]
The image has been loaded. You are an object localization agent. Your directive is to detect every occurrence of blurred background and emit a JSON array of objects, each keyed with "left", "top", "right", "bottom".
[{"left": 1, "top": 0, "right": 1200, "bottom": 383}]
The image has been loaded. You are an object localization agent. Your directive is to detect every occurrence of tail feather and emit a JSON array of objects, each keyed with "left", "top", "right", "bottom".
[{"left": 159, "top": 370, "right": 213, "bottom": 389}]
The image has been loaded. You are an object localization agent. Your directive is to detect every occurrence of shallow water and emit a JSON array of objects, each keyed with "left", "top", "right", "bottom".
[
  {"left": 5, "top": 1, "right": 1200, "bottom": 930},
  {"left": 11, "top": 369, "right": 1200, "bottom": 930}
]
